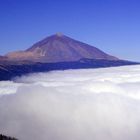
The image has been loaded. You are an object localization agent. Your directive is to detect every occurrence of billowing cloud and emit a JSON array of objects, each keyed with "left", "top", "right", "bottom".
[{"left": 0, "top": 65, "right": 140, "bottom": 140}]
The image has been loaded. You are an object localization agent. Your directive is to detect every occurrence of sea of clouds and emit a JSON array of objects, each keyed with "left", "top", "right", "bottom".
[{"left": 0, "top": 65, "right": 140, "bottom": 140}]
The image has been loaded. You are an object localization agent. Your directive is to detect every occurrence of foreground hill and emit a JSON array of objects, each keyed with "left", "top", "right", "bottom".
[{"left": 0, "top": 134, "right": 17, "bottom": 140}]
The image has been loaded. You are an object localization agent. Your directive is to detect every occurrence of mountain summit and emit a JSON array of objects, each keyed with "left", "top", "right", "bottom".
[{"left": 6, "top": 33, "right": 118, "bottom": 62}]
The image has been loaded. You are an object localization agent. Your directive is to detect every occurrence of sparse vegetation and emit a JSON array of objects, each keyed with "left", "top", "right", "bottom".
[{"left": 0, "top": 134, "right": 18, "bottom": 140}]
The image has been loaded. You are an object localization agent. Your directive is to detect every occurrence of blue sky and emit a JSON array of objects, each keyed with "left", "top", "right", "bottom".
[{"left": 0, "top": 0, "right": 140, "bottom": 61}]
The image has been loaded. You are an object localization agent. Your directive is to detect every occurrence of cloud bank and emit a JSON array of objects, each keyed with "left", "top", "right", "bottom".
[{"left": 0, "top": 65, "right": 140, "bottom": 140}]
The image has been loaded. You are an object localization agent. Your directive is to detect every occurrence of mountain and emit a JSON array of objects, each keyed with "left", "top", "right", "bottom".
[
  {"left": 6, "top": 33, "right": 118, "bottom": 62},
  {"left": 0, "top": 33, "right": 139, "bottom": 81}
]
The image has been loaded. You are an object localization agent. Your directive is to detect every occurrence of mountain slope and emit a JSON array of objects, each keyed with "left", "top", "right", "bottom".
[{"left": 6, "top": 33, "right": 118, "bottom": 62}]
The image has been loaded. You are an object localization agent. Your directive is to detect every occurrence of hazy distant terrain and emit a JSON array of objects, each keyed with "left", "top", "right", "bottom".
[{"left": 0, "top": 65, "right": 140, "bottom": 140}]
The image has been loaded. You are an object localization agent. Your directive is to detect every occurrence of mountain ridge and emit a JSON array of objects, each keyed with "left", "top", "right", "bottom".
[{"left": 0, "top": 59, "right": 139, "bottom": 81}]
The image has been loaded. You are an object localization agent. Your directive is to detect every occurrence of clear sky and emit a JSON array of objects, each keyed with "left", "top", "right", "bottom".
[{"left": 0, "top": 0, "right": 140, "bottom": 61}]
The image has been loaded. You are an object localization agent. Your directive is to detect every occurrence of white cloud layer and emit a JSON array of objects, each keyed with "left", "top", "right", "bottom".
[{"left": 1, "top": 65, "right": 140, "bottom": 140}]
